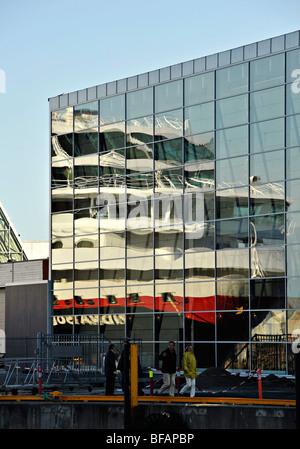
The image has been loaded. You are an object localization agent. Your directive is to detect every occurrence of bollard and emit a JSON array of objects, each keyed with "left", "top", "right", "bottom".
[
  {"left": 38, "top": 366, "right": 42, "bottom": 395},
  {"left": 257, "top": 368, "right": 263, "bottom": 399},
  {"left": 149, "top": 367, "right": 153, "bottom": 396},
  {"left": 176, "top": 366, "right": 181, "bottom": 392}
]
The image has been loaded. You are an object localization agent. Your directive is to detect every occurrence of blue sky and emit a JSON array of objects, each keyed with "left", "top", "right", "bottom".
[{"left": 0, "top": 0, "right": 299, "bottom": 241}]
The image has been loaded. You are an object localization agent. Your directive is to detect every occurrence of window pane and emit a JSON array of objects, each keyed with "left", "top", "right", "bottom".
[
  {"left": 216, "top": 248, "right": 249, "bottom": 278},
  {"left": 286, "top": 48, "right": 300, "bottom": 83},
  {"left": 74, "top": 101, "right": 98, "bottom": 131},
  {"left": 126, "top": 144, "right": 153, "bottom": 174},
  {"left": 155, "top": 80, "right": 183, "bottom": 113},
  {"left": 99, "top": 149, "right": 125, "bottom": 178},
  {"left": 185, "top": 281, "right": 215, "bottom": 311},
  {"left": 216, "top": 218, "right": 248, "bottom": 249},
  {"left": 126, "top": 115, "right": 153, "bottom": 147},
  {"left": 100, "top": 94, "right": 125, "bottom": 124},
  {"left": 287, "top": 244, "right": 300, "bottom": 277},
  {"left": 250, "top": 182, "right": 285, "bottom": 215},
  {"left": 216, "top": 156, "right": 248, "bottom": 188},
  {"left": 52, "top": 107, "right": 73, "bottom": 135},
  {"left": 216, "top": 63, "right": 248, "bottom": 98},
  {"left": 52, "top": 160, "right": 73, "bottom": 189},
  {"left": 155, "top": 287, "right": 184, "bottom": 312},
  {"left": 127, "top": 256, "right": 153, "bottom": 283},
  {"left": 185, "top": 251, "right": 215, "bottom": 280},
  {"left": 250, "top": 86, "right": 284, "bottom": 122},
  {"left": 216, "top": 94, "right": 248, "bottom": 129},
  {"left": 287, "top": 277, "right": 300, "bottom": 309},
  {"left": 286, "top": 83, "right": 300, "bottom": 115},
  {"left": 217, "top": 311, "right": 249, "bottom": 341},
  {"left": 287, "top": 179, "right": 300, "bottom": 213},
  {"left": 184, "top": 102, "right": 214, "bottom": 135},
  {"left": 250, "top": 246, "right": 285, "bottom": 278},
  {"left": 74, "top": 129, "right": 98, "bottom": 156},
  {"left": 52, "top": 134, "right": 73, "bottom": 160},
  {"left": 217, "top": 279, "right": 249, "bottom": 309},
  {"left": 286, "top": 114, "right": 300, "bottom": 148},
  {"left": 216, "top": 187, "right": 248, "bottom": 219},
  {"left": 154, "top": 138, "right": 182, "bottom": 168},
  {"left": 126, "top": 87, "right": 153, "bottom": 119},
  {"left": 286, "top": 211, "right": 300, "bottom": 245},
  {"left": 155, "top": 109, "right": 183, "bottom": 141},
  {"left": 250, "top": 53, "right": 284, "bottom": 90},
  {"left": 250, "top": 214, "right": 284, "bottom": 246},
  {"left": 100, "top": 122, "right": 125, "bottom": 151},
  {"left": 251, "top": 310, "right": 285, "bottom": 339},
  {"left": 74, "top": 154, "right": 99, "bottom": 187},
  {"left": 250, "top": 118, "right": 284, "bottom": 153},
  {"left": 126, "top": 314, "right": 153, "bottom": 341},
  {"left": 184, "top": 161, "right": 214, "bottom": 191},
  {"left": 216, "top": 125, "right": 248, "bottom": 159},
  {"left": 250, "top": 278, "right": 285, "bottom": 309},
  {"left": 185, "top": 221, "right": 215, "bottom": 252},
  {"left": 250, "top": 150, "right": 284, "bottom": 183},
  {"left": 184, "top": 132, "right": 215, "bottom": 163},
  {"left": 184, "top": 72, "right": 214, "bottom": 106}
]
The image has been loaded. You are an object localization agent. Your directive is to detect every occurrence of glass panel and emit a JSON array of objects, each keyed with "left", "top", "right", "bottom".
[
  {"left": 99, "top": 314, "right": 125, "bottom": 340},
  {"left": 185, "top": 221, "right": 214, "bottom": 252},
  {"left": 52, "top": 134, "right": 73, "bottom": 160},
  {"left": 100, "top": 94, "right": 125, "bottom": 124},
  {"left": 184, "top": 161, "right": 214, "bottom": 191},
  {"left": 250, "top": 118, "right": 284, "bottom": 153},
  {"left": 216, "top": 248, "right": 249, "bottom": 278},
  {"left": 250, "top": 214, "right": 284, "bottom": 246},
  {"left": 53, "top": 289, "right": 73, "bottom": 316},
  {"left": 217, "top": 343, "right": 249, "bottom": 371},
  {"left": 184, "top": 132, "right": 214, "bottom": 163},
  {"left": 126, "top": 172, "right": 153, "bottom": 191},
  {"left": 127, "top": 144, "right": 153, "bottom": 174},
  {"left": 286, "top": 83, "right": 300, "bottom": 115},
  {"left": 127, "top": 230, "right": 153, "bottom": 258},
  {"left": 74, "top": 101, "right": 98, "bottom": 131},
  {"left": 251, "top": 310, "right": 286, "bottom": 339},
  {"left": 250, "top": 86, "right": 284, "bottom": 122},
  {"left": 287, "top": 310, "right": 300, "bottom": 338},
  {"left": 217, "top": 311, "right": 249, "bottom": 341},
  {"left": 287, "top": 277, "right": 300, "bottom": 309},
  {"left": 126, "top": 285, "right": 154, "bottom": 314},
  {"left": 52, "top": 189, "right": 73, "bottom": 213},
  {"left": 287, "top": 179, "right": 300, "bottom": 213},
  {"left": 155, "top": 79, "right": 183, "bottom": 113},
  {"left": 216, "top": 187, "right": 249, "bottom": 219},
  {"left": 52, "top": 212, "right": 73, "bottom": 239},
  {"left": 250, "top": 278, "right": 285, "bottom": 309},
  {"left": 74, "top": 208, "right": 98, "bottom": 236},
  {"left": 100, "top": 259, "right": 125, "bottom": 284},
  {"left": 51, "top": 160, "right": 73, "bottom": 189},
  {"left": 154, "top": 312, "right": 184, "bottom": 340},
  {"left": 154, "top": 230, "right": 183, "bottom": 254},
  {"left": 73, "top": 288, "right": 99, "bottom": 315},
  {"left": 217, "top": 279, "right": 249, "bottom": 310},
  {"left": 154, "top": 168, "right": 183, "bottom": 194},
  {"left": 155, "top": 285, "right": 184, "bottom": 312},
  {"left": 216, "top": 63, "right": 248, "bottom": 99},
  {"left": 99, "top": 286, "right": 125, "bottom": 313},
  {"left": 51, "top": 107, "right": 73, "bottom": 135},
  {"left": 126, "top": 87, "right": 153, "bottom": 119},
  {"left": 155, "top": 254, "right": 183, "bottom": 283},
  {"left": 286, "top": 48, "right": 300, "bottom": 84},
  {"left": 74, "top": 187, "right": 99, "bottom": 210},
  {"left": 74, "top": 129, "right": 98, "bottom": 156},
  {"left": 250, "top": 150, "right": 284, "bottom": 184},
  {"left": 154, "top": 138, "right": 182, "bottom": 169},
  {"left": 126, "top": 314, "right": 153, "bottom": 341},
  {"left": 127, "top": 256, "right": 153, "bottom": 283},
  {"left": 287, "top": 244, "right": 300, "bottom": 277},
  {"left": 286, "top": 114, "right": 300, "bottom": 148},
  {"left": 184, "top": 102, "right": 214, "bottom": 135},
  {"left": 287, "top": 147, "right": 300, "bottom": 179},
  {"left": 250, "top": 182, "right": 285, "bottom": 215},
  {"left": 74, "top": 235, "right": 99, "bottom": 262},
  {"left": 185, "top": 281, "right": 215, "bottom": 311},
  {"left": 184, "top": 71, "right": 214, "bottom": 106},
  {"left": 127, "top": 195, "right": 152, "bottom": 231},
  {"left": 216, "top": 156, "right": 248, "bottom": 189},
  {"left": 126, "top": 116, "right": 153, "bottom": 147},
  {"left": 99, "top": 149, "right": 125, "bottom": 179},
  {"left": 216, "top": 125, "right": 248, "bottom": 159},
  {"left": 155, "top": 109, "right": 183, "bottom": 141},
  {"left": 100, "top": 231, "right": 125, "bottom": 259},
  {"left": 216, "top": 218, "right": 248, "bottom": 249},
  {"left": 216, "top": 94, "right": 248, "bottom": 129},
  {"left": 100, "top": 122, "right": 125, "bottom": 151},
  {"left": 251, "top": 343, "right": 286, "bottom": 372},
  {"left": 250, "top": 53, "right": 284, "bottom": 91},
  {"left": 74, "top": 154, "right": 99, "bottom": 187},
  {"left": 250, "top": 246, "right": 285, "bottom": 278},
  {"left": 185, "top": 251, "right": 215, "bottom": 281},
  {"left": 286, "top": 211, "right": 300, "bottom": 245},
  {"left": 52, "top": 236, "right": 73, "bottom": 264}
]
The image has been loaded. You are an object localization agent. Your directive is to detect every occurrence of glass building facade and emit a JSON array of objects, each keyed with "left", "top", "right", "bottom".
[{"left": 50, "top": 31, "right": 300, "bottom": 373}]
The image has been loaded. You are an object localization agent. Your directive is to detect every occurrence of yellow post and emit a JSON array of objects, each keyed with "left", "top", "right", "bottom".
[{"left": 130, "top": 344, "right": 138, "bottom": 409}]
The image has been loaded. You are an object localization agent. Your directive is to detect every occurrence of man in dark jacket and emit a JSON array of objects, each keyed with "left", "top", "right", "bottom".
[
  {"left": 157, "top": 341, "right": 177, "bottom": 396},
  {"left": 105, "top": 344, "right": 117, "bottom": 395}
]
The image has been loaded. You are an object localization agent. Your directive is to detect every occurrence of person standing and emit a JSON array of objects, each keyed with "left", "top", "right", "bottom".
[
  {"left": 105, "top": 343, "right": 117, "bottom": 395},
  {"left": 179, "top": 344, "right": 197, "bottom": 397},
  {"left": 157, "top": 341, "right": 177, "bottom": 396}
]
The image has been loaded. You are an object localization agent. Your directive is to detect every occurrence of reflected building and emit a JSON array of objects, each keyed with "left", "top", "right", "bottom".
[{"left": 49, "top": 31, "right": 300, "bottom": 373}]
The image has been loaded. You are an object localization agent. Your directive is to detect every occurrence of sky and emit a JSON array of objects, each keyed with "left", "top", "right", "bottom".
[{"left": 0, "top": 0, "right": 299, "bottom": 242}]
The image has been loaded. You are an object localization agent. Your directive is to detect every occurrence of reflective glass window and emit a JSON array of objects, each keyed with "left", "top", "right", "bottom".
[
  {"left": 52, "top": 134, "right": 73, "bottom": 160},
  {"left": 216, "top": 125, "right": 248, "bottom": 159},
  {"left": 216, "top": 278, "right": 249, "bottom": 310},
  {"left": 51, "top": 107, "right": 73, "bottom": 135},
  {"left": 51, "top": 160, "right": 73, "bottom": 189},
  {"left": 155, "top": 230, "right": 183, "bottom": 254},
  {"left": 154, "top": 167, "right": 183, "bottom": 193},
  {"left": 251, "top": 343, "right": 286, "bottom": 372},
  {"left": 155, "top": 254, "right": 183, "bottom": 283},
  {"left": 184, "top": 251, "right": 215, "bottom": 281},
  {"left": 250, "top": 214, "right": 284, "bottom": 247},
  {"left": 287, "top": 244, "right": 300, "bottom": 277},
  {"left": 152, "top": 194, "right": 183, "bottom": 228},
  {"left": 127, "top": 231, "right": 153, "bottom": 258},
  {"left": 126, "top": 172, "right": 153, "bottom": 190},
  {"left": 216, "top": 94, "right": 248, "bottom": 129},
  {"left": 74, "top": 129, "right": 98, "bottom": 156},
  {"left": 286, "top": 48, "right": 300, "bottom": 84},
  {"left": 250, "top": 246, "right": 285, "bottom": 278},
  {"left": 250, "top": 278, "right": 285, "bottom": 309},
  {"left": 184, "top": 132, "right": 214, "bottom": 163},
  {"left": 250, "top": 182, "right": 285, "bottom": 215},
  {"left": 126, "top": 256, "right": 153, "bottom": 283},
  {"left": 126, "top": 286, "right": 154, "bottom": 314},
  {"left": 99, "top": 149, "right": 125, "bottom": 179},
  {"left": 286, "top": 211, "right": 300, "bottom": 245},
  {"left": 154, "top": 138, "right": 182, "bottom": 169},
  {"left": 155, "top": 80, "right": 183, "bottom": 113},
  {"left": 185, "top": 221, "right": 215, "bottom": 252},
  {"left": 286, "top": 145, "right": 300, "bottom": 179},
  {"left": 216, "top": 248, "right": 249, "bottom": 278},
  {"left": 154, "top": 312, "right": 184, "bottom": 340},
  {"left": 184, "top": 71, "right": 214, "bottom": 106},
  {"left": 74, "top": 154, "right": 99, "bottom": 187},
  {"left": 250, "top": 310, "right": 285, "bottom": 339},
  {"left": 52, "top": 236, "right": 73, "bottom": 265},
  {"left": 216, "top": 156, "right": 248, "bottom": 189},
  {"left": 184, "top": 161, "right": 214, "bottom": 191},
  {"left": 154, "top": 287, "right": 184, "bottom": 312},
  {"left": 286, "top": 114, "right": 300, "bottom": 148},
  {"left": 100, "top": 94, "right": 125, "bottom": 124},
  {"left": 216, "top": 63, "right": 248, "bottom": 99},
  {"left": 184, "top": 102, "right": 214, "bottom": 135},
  {"left": 74, "top": 101, "right": 98, "bottom": 131},
  {"left": 126, "top": 314, "right": 154, "bottom": 341},
  {"left": 185, "top": 281, "right": 215, "bottom": 311},
  {"left": 287, "top": 179, "right": 300, "bottom": 213},
  {"left": 183, "top": 191, "right": 214, "bottom": 222},
  {"left": 126, "top": 115, "right": 153, "bottom": 147},
  {"left": 217, "top": 311, "right": 249, "bottom": 341},
  {"left": 73, "top": 288, "right": 99, "bottom": 315},
  {"left": 286, "top": 83, "right": 300, "bottom": 115},
  {"left": 74, "top": 208, "right": 98, "bottom": 236},
  {"left": 52, "top": 189, "right": 73, "bottom": 213},
  {"left": 126, "top": 144, "right": 153, "bottom": 174},
  {"left": 100, "top": 232, "right": 125, "bottom": 259},
  {"left": 217, "top": 343, "right": 249, "bottom": 370},
  {"left": 287, "top": 277, "right": 300, "bottom": 309},
  {"left": 155, "top": 109, "right": 183, "bottom": 141},
  {"left": 99, "top": 286, "right": 125, "bottom": 313},
  {"left": 100, "top": 122, "right": 125, "bottom": 151},
  {"left": 250, "top": 150, "right": 284, "bottom": 184},
  {"left": 216, "top": 218, "right": 248, "bottom": 249},
  {"left": 250, "top": 53, "right": 284, "bottom": 90},
  {"left": 126, "top": 87, "right": 153, "bottom": 119},
  {"left": 250, "top": 86, "right": 284, "bottom": 122},
  {"left": 100, "top": 258, "right": 125, "bottom": 282},
  {"left": 250, "top": 118, "right": 284, "bottom": 153},
  {"left": 127, "top": 195, "right": 152, "bottom": 231},
  {"left": 52, "top": 212, "right": 73, "bottom": 239},
  {"left": 216, "top": 187, "right": 249, "bottom": 219}
]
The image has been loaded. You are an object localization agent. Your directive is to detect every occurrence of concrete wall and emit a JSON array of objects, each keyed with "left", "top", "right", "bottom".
[{"left": 0, "top": 402, "right": 296, "bottom": 429}]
